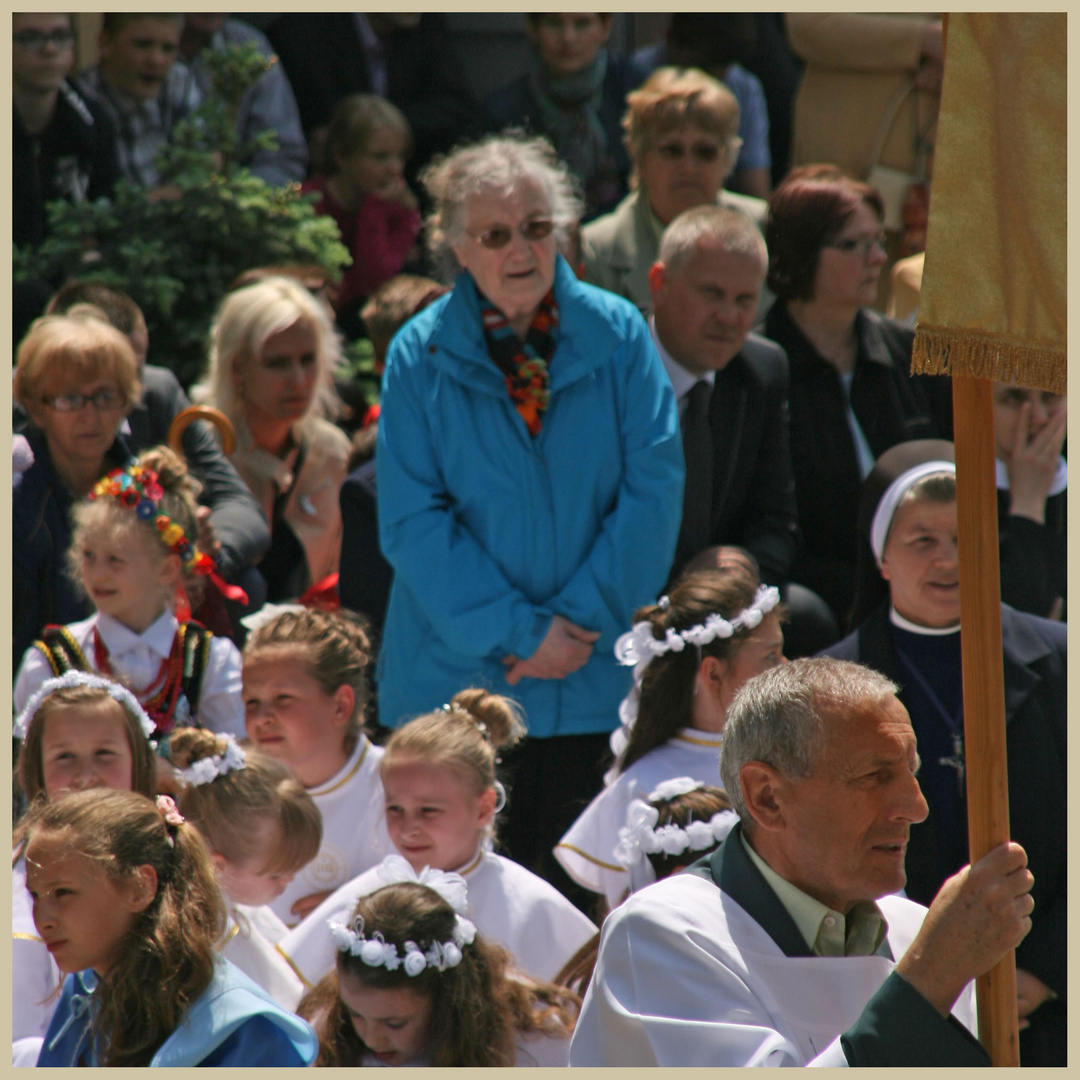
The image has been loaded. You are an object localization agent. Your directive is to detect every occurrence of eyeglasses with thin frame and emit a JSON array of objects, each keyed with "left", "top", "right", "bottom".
[
  {"left": 41, "top": 389, "right": 126, "bottom": 413},
  {"left": 824, "top": 233, "right": 888, "bottom": 258},
  {"left": 466, "top": 219, "right": 555, "bottom": 250},
  {"left": 13, "top": 28, "right": 75, "bottom": 49}
]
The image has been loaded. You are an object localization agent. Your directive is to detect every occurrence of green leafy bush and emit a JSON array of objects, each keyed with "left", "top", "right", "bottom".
[{"left": 14, "top": 43, "right": 351, "bottom": 390}]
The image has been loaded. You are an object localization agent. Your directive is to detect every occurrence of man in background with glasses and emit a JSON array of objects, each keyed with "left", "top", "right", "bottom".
[{"left": 13, "top": 12, "right": 121, "bottom": 249}]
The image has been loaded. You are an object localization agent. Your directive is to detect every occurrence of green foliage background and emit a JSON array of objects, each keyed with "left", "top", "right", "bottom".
[{"left": 14, "top": 44, "right": 352, "bottom": 391}]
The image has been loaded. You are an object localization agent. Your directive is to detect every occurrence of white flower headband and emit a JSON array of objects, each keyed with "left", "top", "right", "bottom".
[
  {"left": 613, "top": 780, "right": 737, "bottom": 870},
  {"left": 614, "top": 585, "right": 781, "bottom": 677},
  {"left": 329, "top": 854, "right": 478, "bottom": 976},
  {"left": 176, "top": 732, "right": 247, "bottom": 786},
  {"left": 607, "top": 586, "right": 781, "bottom": 777},
  {"left": 13, "top": 671, "right": 156, "bottom": 742}
]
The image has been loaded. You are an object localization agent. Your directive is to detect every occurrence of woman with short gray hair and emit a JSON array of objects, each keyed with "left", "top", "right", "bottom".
[{"left": 374, "top": 131, "right": 685, "bottom": 899}]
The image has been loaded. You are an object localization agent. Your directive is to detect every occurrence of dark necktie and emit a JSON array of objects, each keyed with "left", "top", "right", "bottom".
[{"left": 679, "top": 379, "right": 714, "bottom": 560}]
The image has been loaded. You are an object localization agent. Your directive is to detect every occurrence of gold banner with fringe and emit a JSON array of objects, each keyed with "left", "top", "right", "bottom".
[{"left": 912, "top": 13, "right": 1065, "bottom": 394}]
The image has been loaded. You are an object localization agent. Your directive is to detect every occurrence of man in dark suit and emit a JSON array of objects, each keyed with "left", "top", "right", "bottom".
[{"left": 648, "top": 204, "right": 836, "bottom": 655}]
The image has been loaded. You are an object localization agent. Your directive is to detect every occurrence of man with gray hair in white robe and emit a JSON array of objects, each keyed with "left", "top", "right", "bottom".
[{"left": 570, "top": 657, "right": 1033, "bottom": 1067}]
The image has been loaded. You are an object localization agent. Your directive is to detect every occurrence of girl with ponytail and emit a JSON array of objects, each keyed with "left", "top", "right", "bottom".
[
  {"left": 25, "top": 788, "right": 317, "bottom": 1066},
  {"left": 278, "top": 689, "right": 596, "bottom": 991}
]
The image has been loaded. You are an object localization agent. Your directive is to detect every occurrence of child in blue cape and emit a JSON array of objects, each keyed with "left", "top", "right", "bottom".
[{"left": 25, "top": 787, "right": 317, "bottom": 1067}]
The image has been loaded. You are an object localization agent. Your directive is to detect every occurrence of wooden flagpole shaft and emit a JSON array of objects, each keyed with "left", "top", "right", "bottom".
[{"left": 952, "top": 375, "right": 1019, "bottom": 1066}]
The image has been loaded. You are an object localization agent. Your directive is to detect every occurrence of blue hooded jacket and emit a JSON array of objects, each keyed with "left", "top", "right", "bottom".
[{"left": 375, "top": 256, "right": 684, "bottom": 737}]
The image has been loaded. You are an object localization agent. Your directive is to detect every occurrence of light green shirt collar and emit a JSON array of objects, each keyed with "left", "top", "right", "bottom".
[{"left": 740, "top": 831, "right": 888, "bottom": 957}]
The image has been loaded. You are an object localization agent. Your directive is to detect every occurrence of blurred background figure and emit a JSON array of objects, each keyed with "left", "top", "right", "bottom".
[
  {"left": 13, "top": 12, "right": 120, "bottom": 250},
  {"left": 634, "top": 14, "right": 772, "bottom": 200},
  {"left": 178, "top": 12, "right": 307, "bottom": 186},
  {"left": 581, "top": 67, "right": 763, "bottom": 315},
  {"left": 194, "top": 277, "right": 350, "bottom": 605},
  {"left": 484, "top": 13, "right": 645, "bottom": 221},
  {"left": 267, "top": 13, "right": 478, "bottom": 191},
  {"left": 786, "top": 14, "right": 943, "bottom": 308},
  {"left": 301, "top": 94, "right": 422, "bottom": 340},
  {"left": 75, "top": 13, "right": 198, "bottom": 192}
]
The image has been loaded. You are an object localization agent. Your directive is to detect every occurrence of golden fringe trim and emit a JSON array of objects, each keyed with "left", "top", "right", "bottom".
[{"left": 912, "top": 326, "right": 1066, "bottom": 395}]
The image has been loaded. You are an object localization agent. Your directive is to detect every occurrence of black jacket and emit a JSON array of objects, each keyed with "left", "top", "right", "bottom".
[
  {"left": 763, "top": 302, "right": 952, "bottom": 626},
  {"left": 13, "top": 81, "right": 120, "bottom": 249},
  {"left": 823, "top": 602, "right": 1067, "bottom": 1065},
  {"left": 670, "top": 332, "right": 800, "bottom": 588}
]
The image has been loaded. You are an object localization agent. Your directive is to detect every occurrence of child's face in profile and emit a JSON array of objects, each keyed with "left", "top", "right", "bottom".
[
  {"left": 243, "top": 649, "right": 352, "bottom": 788},
  {"left": 382, "top": 760, "right": 496, "bottom": 874},
  {"left": 25, "top": 836, "right": 146, "bottom": 976},
  {"left": 339, "top": 976, "right": 434, "bottom": 1067},
  {"left": 212, "top": 819, "right": 296, "bottom": 906},
  {"left": 40, "top": 699, "right": 135, "bottom": 800}
]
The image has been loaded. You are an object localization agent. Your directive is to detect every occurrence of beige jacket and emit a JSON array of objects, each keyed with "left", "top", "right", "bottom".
[
  {"left": 787, "top": 13, "right": 940, "bottom": 180},
  {"left": 580, "top": 187, "right": 768, "bottom": 315},
  {"left": 230, "top": 414, "right": 349, "bottom": 596}
]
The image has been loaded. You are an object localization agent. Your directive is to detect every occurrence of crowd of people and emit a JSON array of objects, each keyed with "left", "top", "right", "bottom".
[{"left": 12, "top": 12, "right": 1066, "bottom": 1069}]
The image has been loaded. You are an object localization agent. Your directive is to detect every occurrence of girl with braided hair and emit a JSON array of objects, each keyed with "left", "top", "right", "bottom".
[{"left": 241, "top": 606, "right": 391, "bottom": 926}]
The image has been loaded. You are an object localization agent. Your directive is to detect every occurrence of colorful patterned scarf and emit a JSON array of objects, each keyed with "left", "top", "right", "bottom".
[{"left": 478, "top": 289, "right": 559, "bottom": 436}]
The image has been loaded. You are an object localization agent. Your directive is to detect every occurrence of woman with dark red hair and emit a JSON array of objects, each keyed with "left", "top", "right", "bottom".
[{"left": 760, "top": 171, "right": 951, "bottom": 632}]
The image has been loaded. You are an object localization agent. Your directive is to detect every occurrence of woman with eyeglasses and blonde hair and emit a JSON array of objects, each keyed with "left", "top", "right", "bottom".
[
  {"left": 760, "top": 171, "right": 952, "bottom": 632},
  {"left": 580, "top": 66, "right": 765, "bottom": 314},
  {"left": 375, "top": 131, "right": 683, "bottom": 901},
  {"left": 13, "top": 307, "right": 140, "bottom": 667}
]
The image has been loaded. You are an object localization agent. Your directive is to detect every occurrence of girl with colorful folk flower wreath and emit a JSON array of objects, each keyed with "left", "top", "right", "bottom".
[{"left": 14, "top": 446, "right": 245, "bottom": 744}]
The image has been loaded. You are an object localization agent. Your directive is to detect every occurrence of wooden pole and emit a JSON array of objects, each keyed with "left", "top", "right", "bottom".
[{"left": 951, "top": 375, "right": 1019, "bottom": 1066}]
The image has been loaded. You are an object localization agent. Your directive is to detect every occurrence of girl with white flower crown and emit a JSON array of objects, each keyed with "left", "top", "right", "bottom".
[
  {"left": 25, "top": 787, "right": 317, "bottom": 1066},
  {"left": 13, "top": 445, "right": 245, "bottom": 742},
  {"left": 298, "top": 878, "right": 579, "bottom": 1066},
  {"left": 555, "top": 563, "right": 786, "bottom": 911},
  {"left": 170, "top": 727, "right": 322, "bottom": 1010},
  {"left": 277, "top": 689, "right": 597, "bottom": 990},
  {"left": 556, "top": 778, "right": 736, "bottom": 998},
  {"left": 12, "top": 672, "right": 159, "bottom": 1044}
]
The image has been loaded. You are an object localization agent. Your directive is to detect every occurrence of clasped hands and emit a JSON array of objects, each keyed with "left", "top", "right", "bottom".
[{"left": 503, "top": 614, "right": 600, "bottom": 686}]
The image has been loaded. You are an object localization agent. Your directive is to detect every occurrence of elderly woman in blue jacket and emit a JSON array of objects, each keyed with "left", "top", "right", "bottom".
[{"left": 375, "top": 133, "right": 684, "bottom": 897}]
